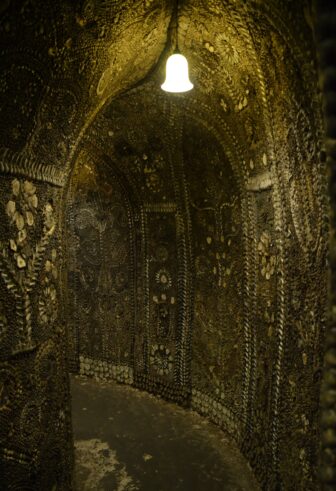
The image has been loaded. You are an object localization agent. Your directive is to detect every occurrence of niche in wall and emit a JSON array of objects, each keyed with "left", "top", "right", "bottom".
[
  {"left": 66, "top": 154, "right": 138, "bottom": 378},
  {"left": 65, "top": 82, "right": 246, "bottom": 428}
]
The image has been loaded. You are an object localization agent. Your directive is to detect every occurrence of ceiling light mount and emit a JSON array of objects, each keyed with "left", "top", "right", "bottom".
[{"left": 161, "top": 0, "right": 193, "bottom": 93}]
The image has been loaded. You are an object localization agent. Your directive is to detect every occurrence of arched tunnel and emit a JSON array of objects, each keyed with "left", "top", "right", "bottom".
[{"left": 0, "top": 1, "right": 336, "bottom": 490}]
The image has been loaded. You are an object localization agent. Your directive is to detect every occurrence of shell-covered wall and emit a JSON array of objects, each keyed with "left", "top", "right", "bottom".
[
  {"left": 0, "top": 1, "right": 170, "bottom": 489},
  {"left": 67, "top": 86, "right": 247, "bottom": 419},
  {"left": 315, "top": 1, "right": 336, "bottom": 489},
  {"left": 65, "top": 3, "right": 327, "bottom": 483},
  {"left": 0, "top": 175, "right": 72, "bottom": 489},
  {"left": 0, "top": 0, "right": 331, "bottom": 489}
]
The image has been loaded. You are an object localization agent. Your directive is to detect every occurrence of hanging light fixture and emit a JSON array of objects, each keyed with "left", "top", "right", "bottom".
[{"left": 161, "top": 0, "right": 193, "bottom": 93}]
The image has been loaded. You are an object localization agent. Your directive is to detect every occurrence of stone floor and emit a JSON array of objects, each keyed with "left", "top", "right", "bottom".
[{"left": 71, "top": 376, "right": 260, "bottom": 491}]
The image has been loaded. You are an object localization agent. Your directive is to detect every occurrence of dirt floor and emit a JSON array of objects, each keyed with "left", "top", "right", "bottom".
[{"left": 71, "top": 375, "right": 260, "bottom": 491}]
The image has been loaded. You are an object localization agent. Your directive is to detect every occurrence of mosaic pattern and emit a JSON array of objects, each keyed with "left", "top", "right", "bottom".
[
  {"left": 67, "top": 61, "right": 326, "bottom": 490},
  {"left": 67, "top": 156, "right": 137, "bottom": 371},
  {"left": 0, "top": 0, "right": 332, "bottom": 489},
  {"left": 0, "top": 178, "right": 56, "bottom": 353},
  {"left": 0, "top": 174, "right": 72, "bottom": 489}
]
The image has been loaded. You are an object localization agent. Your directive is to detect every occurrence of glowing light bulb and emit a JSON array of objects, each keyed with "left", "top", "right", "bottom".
[{"left": 161, "top": 53, "right": 194, "bottom": 93}]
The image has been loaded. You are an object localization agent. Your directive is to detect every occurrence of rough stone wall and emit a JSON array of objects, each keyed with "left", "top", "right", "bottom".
[{"left": 0, "top": 0, "right": 330, "bottom": 489}]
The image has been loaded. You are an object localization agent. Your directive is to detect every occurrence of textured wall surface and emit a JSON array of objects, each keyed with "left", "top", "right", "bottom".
[
  {"left": 315, "top": 1, "right": 336, "bottom": 489},
  {"left": 0, "top": 172, "right": 73, "bottom": 489},
  {"left": 0, "top": 1, "right": 170, "bottom": 489},
  {"left": 0, "top": 0, "right": 331, "bottom": 489},
  {"left": 67, "top": 86, "right": 246, "bottom": 414},
  {"left": 66, "top": 3, "right": 328, "bottom": 482}
]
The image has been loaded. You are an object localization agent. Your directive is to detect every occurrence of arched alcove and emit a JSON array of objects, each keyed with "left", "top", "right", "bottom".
[{"left": 65, "top": 82, "right": 247, "bottom": 416}]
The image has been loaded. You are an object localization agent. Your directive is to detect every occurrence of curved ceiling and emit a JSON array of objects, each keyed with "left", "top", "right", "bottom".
[{"left": 0, "top": 0, "right": 320, "bottom": 181}]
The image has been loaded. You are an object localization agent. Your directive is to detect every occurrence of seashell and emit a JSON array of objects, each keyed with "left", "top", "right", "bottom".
[
  {"left": 15, "top": 213, "right": 25, "bottom": 230},
  {"left": 9, "top": 239, "right": 17, "bottom": 251},
  {"left": 160, "top": 274, "right": 168, "bottom": 284},
  {"left": 26, "top": 211, "right": 34, "bottom": 226},
  {"left": 45, "top": 203, "right": 53, "bottom": 214},
  {"left": 16, "top": 254, "right": 26, "bottom": 269},
  {"left": 6, "top": 200, "right": 15, "bottom": 217},
  {"left": 12, "top": 179, "right": 20, "bottom": 196},
  {"left": 29, "top": 194, "right": 38, "bottom": 208},
  {"left": 18, "top": 228, "right": 27, "bottom": 243},
  {"left": 23, "top": 181, "right": 36, "bottom": 196}
]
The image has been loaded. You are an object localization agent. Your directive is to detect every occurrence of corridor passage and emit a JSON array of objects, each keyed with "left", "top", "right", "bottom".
[{"left": 71, "top": 376, "right": 259, "bottom": 491}]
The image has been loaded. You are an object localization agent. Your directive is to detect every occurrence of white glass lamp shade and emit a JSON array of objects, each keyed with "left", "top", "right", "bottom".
[{"left": 161, "top": 53, "right": 194, "bottom": 93}]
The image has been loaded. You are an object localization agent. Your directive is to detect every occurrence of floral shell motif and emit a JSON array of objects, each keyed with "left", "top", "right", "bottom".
[
  {"left": 1, "top": 178, "right": 58, "bottom": 351},
  {"left": 143, "top": 153, "right": 164, "bottom": 194},
  {"left": 5, "top": 178, "right": 56, "bottom": 271},
  {"left": 6, "top": 179, "right": 38, "bottom": 269},
  {"left": 155, "top": 268, "right": 172, "bottom": 290},
  {"left": 150, "top": 344, "right": 174, "bottom": 376},
  {"left": 215, "top": 34, "right": 240, "bottom": 64}
]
